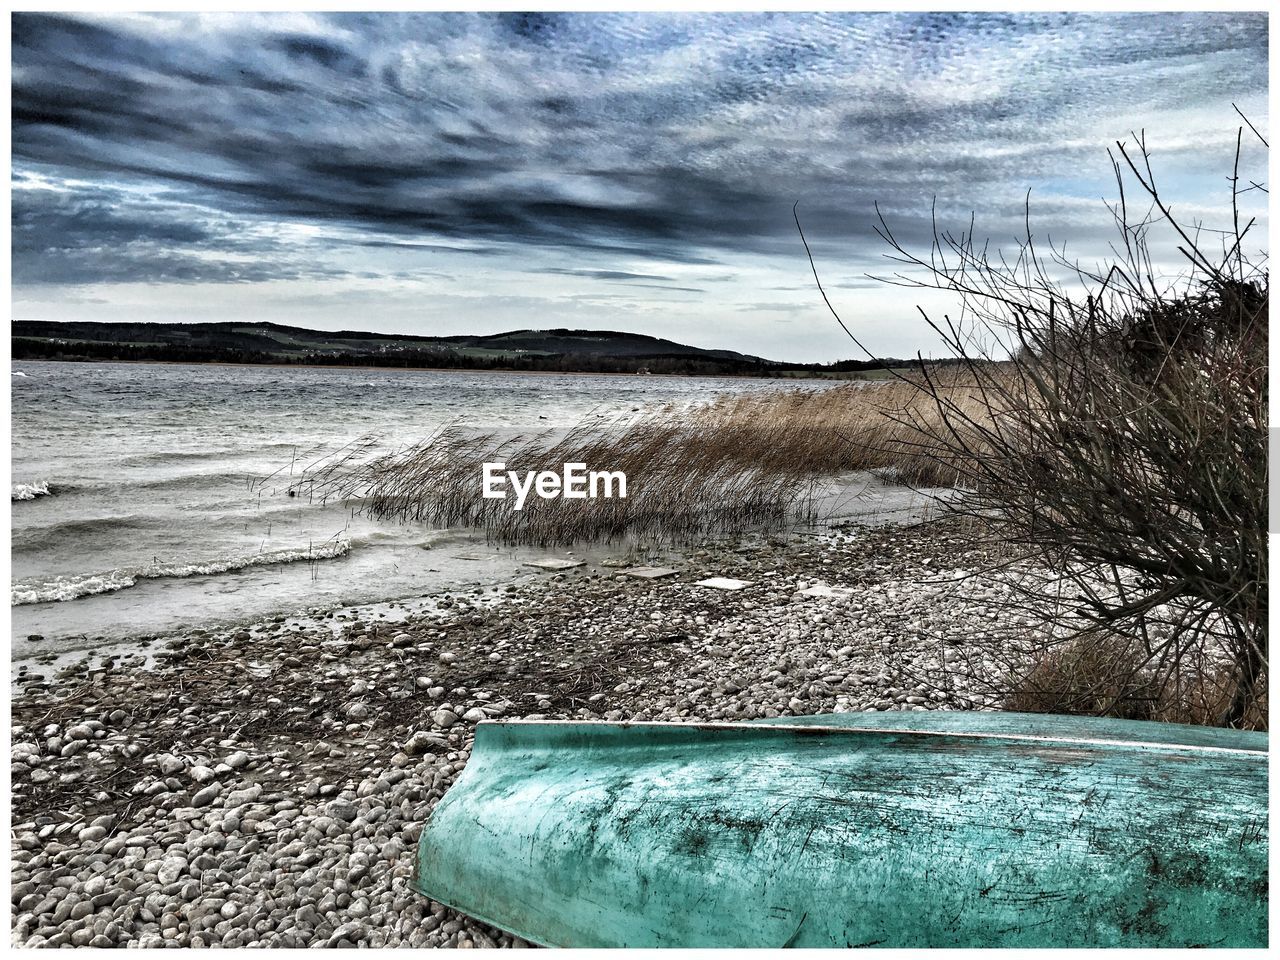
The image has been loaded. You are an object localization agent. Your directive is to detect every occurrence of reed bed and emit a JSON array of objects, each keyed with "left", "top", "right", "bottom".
[
  {"left": 282, "top": 369, "right": 993, "bottom": 547},
  {"left": 686, "top": 371, "right": 998, "bottom": 486}
]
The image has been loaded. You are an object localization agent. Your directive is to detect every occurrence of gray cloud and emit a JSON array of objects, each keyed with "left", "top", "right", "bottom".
[
  {"left": 620, "top": 283, "right": 706, "bottom": 294},
  {"left": 9, "top": 11, "right": 1268, "bottom": 358},
  {"left": 535, "top": 267, "right": 677, "bottom": 282},
  {"left": 738, "top": 302, "right": 810, "bottom": 313},
  {"left": 11, "top": 180, "right": 313, "bottom": 284}
]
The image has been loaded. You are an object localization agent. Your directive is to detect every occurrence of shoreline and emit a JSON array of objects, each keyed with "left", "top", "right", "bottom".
[
  {"left": 10, "top": 514, "right": 1034, "bottom": 948},
  {"left": 12, "top": 475, "right": 937, "bottom": 663},
  {"left": 11, "top": 357, "right": 885, "bottom": 382}
]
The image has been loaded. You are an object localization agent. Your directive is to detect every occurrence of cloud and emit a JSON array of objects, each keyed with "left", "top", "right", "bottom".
[
  {"left": 9, "top": 12, "right": 1268, "bottom": 358},
  {"left": 620, "top": 282, "right": 706, "bottom": 293},
  {"left": 9, "top": 174, "right": 371, "bottom": 285},
  {"left": 530, "top": 266, "right": 705, "bottom": 293},
  {"left": 534, "top": 267, "right": 677, "bottom": 282},
  {"left": 737, "top": 302, "right": 810, "bottom": 313},
  {"left": 15, "top": 14, "right": 1267, "bottom": 261}
]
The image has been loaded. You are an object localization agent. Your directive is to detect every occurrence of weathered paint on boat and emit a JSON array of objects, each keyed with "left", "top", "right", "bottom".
[{"left": 412, "top": 712, "right": 1267, "bottom": 947}]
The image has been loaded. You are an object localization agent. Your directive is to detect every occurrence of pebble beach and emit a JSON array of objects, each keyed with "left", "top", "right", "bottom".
[{"left": 11, "top": 515, "right": 1034, "bottom": 948}]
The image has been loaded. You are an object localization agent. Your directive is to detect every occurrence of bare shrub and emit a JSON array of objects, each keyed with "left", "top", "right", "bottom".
[
  {"left": 1005, "top": 633, "right": 1268, "bottom": 730},
  {"left": 1004, "top": 635, "right": 1167, "bottom": 722},
  {"left": 803, "top": 122, "right": 1268, "bottom": 727}
]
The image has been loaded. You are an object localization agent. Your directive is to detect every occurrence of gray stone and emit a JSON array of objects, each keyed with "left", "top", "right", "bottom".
[
  {"left": 623, "top": 566, "right": 679, "bottom": 579},
  {"left": 695, "top": 577, "right": 754, "bottom": 591},
  {"left": 404, "top": 731, "right": 447, "bottom": 755},
  {"left": 523, "top": 558, "right": 585, "bottom": 570},
  {"left": 191, "top": 784, "right": 221, "bottom": 808},
  {"left": 325, "top": 799, "right": 358, "bottom": 823},
  {"left": 798, "top": 584, "right": 854, "bottom": 599},
  {"left": 224, "top": 784, "right": 261, "bottom": 807},
  {"left": 157, "top": 857, "right": 187, "bottom": 885},
  {"left": 328, "top": 921, "right": 368, "bottom": 946}
]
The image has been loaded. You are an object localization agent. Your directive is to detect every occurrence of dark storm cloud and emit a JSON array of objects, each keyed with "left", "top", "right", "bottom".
[
  {"left": 535, "top": 267, "right": 676, "bottom": 282},
  {"left": 11, "top": 177, "right": 340, "bottom": 284},
  {"left": 10, "top": 11, "right": 1269, "bottom": 288},
  {"left": 532, "top": 266, "right": 708, "bottom": 293},
  {"left": 620, "top": 283, "right": 706, "bottom": 294},
  {"left": 533, "top": 266, "right": 708, "bottom": 292}
]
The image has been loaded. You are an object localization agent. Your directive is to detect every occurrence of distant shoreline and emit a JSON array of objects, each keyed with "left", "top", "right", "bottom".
[{"left": 12, "top": 356, "right": 885, "bottom": 381}]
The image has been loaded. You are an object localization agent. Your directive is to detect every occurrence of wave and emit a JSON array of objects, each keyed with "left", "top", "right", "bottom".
[
  {"left": 12, "top": 481, "right": 52, "bottom": 501},
  {"left": 415, "top": 528, "right": 472, "bottom": 550},
  {"left": 33, "top": 472, "right": 253, "bottom": 499},
  {"left": 118, "top": 448, "right": 247, "bottom": 466},
  {"left": 12, "top": 539, "right": 352, "bottom": 606},
  {"left": 12, "top": 513, "right": 158, "bottom": 546},
  {"left": 12, "top": 569, "right": 137, "bottom": 606},
  {"left": 13, "top": 370, "right": 29, "bottom": 378}
]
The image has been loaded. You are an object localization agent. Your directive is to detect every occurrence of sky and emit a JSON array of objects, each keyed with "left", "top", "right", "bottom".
[{"left": 11, "top": 11, "right": 1269, "bottom": 363}]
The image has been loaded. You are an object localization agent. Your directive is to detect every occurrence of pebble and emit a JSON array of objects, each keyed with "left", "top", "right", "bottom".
[
  {"left": 432, "top": 709, "right": 460, "bottom": 729},
  {"left": 224, "top": 783, "right": 261, "bottom": 807},
  {"left": 325, "top": 798, "right": 359, "bottom": 823},
  {"left": 9, "top": 516, "right": 1049, "bottom": 949},
  {"left": 191, "top": 784, "right": 221, "bottom": 808}
]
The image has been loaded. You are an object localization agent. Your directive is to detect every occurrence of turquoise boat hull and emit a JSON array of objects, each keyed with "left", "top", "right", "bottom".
[{"left": 412, "top": 712, "right": 1267, "bottom": 947}]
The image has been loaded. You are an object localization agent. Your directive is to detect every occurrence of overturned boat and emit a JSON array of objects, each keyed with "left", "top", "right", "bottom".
[{"left": 412, "top": 711, "right": 1267, "bottom": 947}]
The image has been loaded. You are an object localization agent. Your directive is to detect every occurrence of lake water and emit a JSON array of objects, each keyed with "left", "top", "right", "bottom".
[{"left": 13, "top": 361, "right": 849, "bottom": 657}]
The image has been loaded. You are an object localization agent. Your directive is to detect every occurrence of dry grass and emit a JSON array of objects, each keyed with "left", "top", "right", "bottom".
[
  {"left": 687, "top": 370, "right": 999, "bottom": 486},
  {"left": 281, "top": 368, "right": 996, "bottom": 547},
  {"left": 1005, "top": 634, "right": 1268, "bottom": 731}
]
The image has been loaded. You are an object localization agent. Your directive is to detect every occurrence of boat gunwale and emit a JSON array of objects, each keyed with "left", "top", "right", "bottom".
[{"left": 472, "top": 718, "right": 1268, "bottom": 757}]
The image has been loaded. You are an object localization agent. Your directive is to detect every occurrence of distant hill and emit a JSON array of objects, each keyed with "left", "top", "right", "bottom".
[{"left": 11, "top": 319, "right": 942, "bottom": 377}]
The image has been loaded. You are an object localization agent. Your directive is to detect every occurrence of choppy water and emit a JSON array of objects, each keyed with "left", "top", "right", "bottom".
[{"left": 12, "top": 361, "right": 819, "bottom": 656}]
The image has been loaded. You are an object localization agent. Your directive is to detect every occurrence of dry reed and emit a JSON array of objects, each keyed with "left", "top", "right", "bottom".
[{"left": 275, "top": 370, "right": 994, "bottom": 547}]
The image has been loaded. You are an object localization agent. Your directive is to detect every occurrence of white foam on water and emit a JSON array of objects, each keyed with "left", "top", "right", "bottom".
[
  {"left": 12, "top": 539, "right": 352, "bottom": 606},
  {"left": 12, "top": 569, "right": 138, "bottom": 605},
  {"left": 12, "top": 481, "right": 52, "bottom": 501}
]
